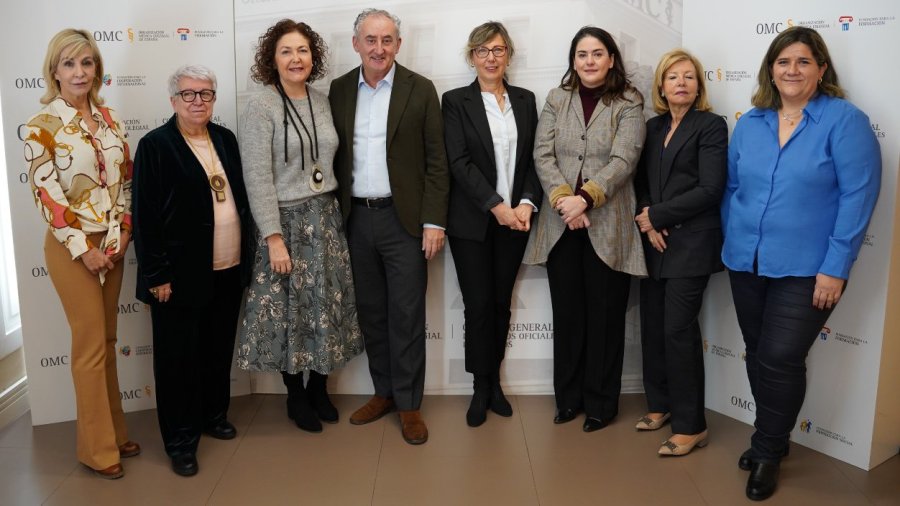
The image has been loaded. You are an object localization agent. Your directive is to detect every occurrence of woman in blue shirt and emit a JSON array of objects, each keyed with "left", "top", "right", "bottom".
[{"left": 722, "top": 26, "right": 881, "bottom": 501}]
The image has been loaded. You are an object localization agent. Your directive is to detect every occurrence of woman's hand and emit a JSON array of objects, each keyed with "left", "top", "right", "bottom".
[
  {"left": 107, "top": 230, "right": 131, "bottom": 263},
  {"left": 813, "top": 273, "right": 845, "bottom": 310},
  {"left": 150, "top": 282, "right": 172, "bottom": 303},
  {"left": 513, "top": 204, "right": 533, "bottom": 232},
  {"left": 635, "top": 207, "right": 653, "bottom": 233},
  {"left": 491, "top": 203, "right": 526, "bottom": 231},
  {"left": 646, "top": 228, "right": 668, "bottom": 253},
  {"left": 556, "top": 195, "right": 588, "bottom": 225},
  {"left": 80, "top": 248, "right": 115, "bottom": 275},
  {"left": 567, "top": 214, "right": 591, "bottom": 230},
  {"left": 267, "top": 234, "right": 292, "bottom": 274}
]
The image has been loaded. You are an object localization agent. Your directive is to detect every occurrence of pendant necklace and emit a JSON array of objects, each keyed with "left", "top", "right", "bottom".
[
  {"left": 180, "top": 124, "right": 227, "bottom": 202},
  {"left": 780, "top": 109, "right": 803, "bottom": 126},
  {"left": 277, "top": 82, "right": 324, "bottom": 192}
]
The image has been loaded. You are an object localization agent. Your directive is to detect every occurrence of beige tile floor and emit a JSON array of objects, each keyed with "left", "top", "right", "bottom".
[{"left": 0, "top": 393, "right": 897, "bottom": 506}]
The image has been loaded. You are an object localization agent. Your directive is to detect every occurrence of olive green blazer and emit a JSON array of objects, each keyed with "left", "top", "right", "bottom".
[{"left": 328, "top": 63, "right": 449, "bottom": 237}]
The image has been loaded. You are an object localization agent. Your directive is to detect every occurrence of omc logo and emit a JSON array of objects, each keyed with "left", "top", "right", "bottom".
[
  {"left": 704, "top": 69, "right": 723, "bottom": 82},
  {"left": 819, "top": 326, "right": 830, "bottom": 341},
  {"left": 93, "top": 30, "right": 124, "bottom": 42},
  {"left": 30, "top": 266, "right": 49, "bottom": 277},
  {"left": 117, "top": 302, "right": 149, "bottom": 315},
  {"left": 15, "top": 77, "right": 45, "bottom": 89},
  {"left": 839, "top": 15, "right": 854, "bottom": 31},
  {"left": 119, "top": 345, "right": 131, "bottom": 357},
  {"left": 756, "top": 19, "right": 794, "bottom": 35},
  {"left": 40, "top": 355, "right": 69, "bottom": 367},
  {"left": 731, "top": 395, "right": 755, "bottom": 412},
  {"left": 120, "top": 385, "right": 152, "bottom": 400},
  {"left": 799, "top": 418, "right": 812, "bottom": 433}
]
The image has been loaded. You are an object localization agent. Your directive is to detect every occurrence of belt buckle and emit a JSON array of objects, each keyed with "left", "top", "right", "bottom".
[{"left": 365, "top": 198, "right": 377, "bottom": 208}]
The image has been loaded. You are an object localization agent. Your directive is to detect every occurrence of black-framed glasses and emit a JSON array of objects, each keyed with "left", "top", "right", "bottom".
[
  {"left": 175, "top": 89, "right": 216, "bottom": 102},
  {"left": 474, "top": 46, "right": 507, "bottom": 59}
]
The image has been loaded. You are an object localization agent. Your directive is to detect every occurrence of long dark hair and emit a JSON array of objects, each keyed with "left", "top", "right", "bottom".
[{"left": 559, "top": 26, "right": 638, "bottom": 106}]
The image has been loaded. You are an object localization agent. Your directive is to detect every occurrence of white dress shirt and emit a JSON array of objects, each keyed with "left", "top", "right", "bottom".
[{"left": 352, "top": 64, "right": 395, "bottom": 198}]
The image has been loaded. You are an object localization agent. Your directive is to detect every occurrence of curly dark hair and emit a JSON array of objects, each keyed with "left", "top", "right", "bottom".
[
  {"left": 250, "top": 19, "right": 328, "bottom": 85},
  {"left": 560, "top": 26, "right": 639, "bottom": 106}
]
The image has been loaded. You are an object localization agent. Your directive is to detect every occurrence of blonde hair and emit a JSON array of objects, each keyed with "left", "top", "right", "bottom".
[
  {"left": 651, "top": 49, "right": 711, "bottom": 114},
  {"left": 40, "top": 28, "right": 105, "bottom": 105},
  {"left": 464, "top": 21, "right": 515, "bottom": 67}
]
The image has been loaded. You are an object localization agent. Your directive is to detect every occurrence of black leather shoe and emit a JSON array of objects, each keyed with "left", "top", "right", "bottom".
[
  {"left": 171, "top": 453, "right": 198, "bottom": 477},
  {"left": 489, "top": 382, "right": 513, "bottom": 417},
  {"left": 746, "top": 462, "right": 779, "bottom": 501},
  {"left": 739, "top": 445, "right": 790, "bottom": 471},
  {"left": 466, "top": 389, "right": 490, "bottom": 427},
  {"left": 204, "top": 420, "right": 237, "bottom": 440},
  {"left": 583, "top": 417, "right": 609, "bottom": 432},
  {"left": 553, "top": 408, "right": 579, "bottom": 424}
]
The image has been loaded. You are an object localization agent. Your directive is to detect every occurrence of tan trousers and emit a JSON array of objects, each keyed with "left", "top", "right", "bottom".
[{"left": 44, "top": 231, "right": 128, "bottom": 470}]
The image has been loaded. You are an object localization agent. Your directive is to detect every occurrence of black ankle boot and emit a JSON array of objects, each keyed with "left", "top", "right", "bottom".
[
  {"left": 746, "top": 461, "right": 779, "bottom": 501},
  {"left": 281, "top": 371, "right": 322, "bottom": 433},
  {"left": 306, "top": 371, "right": 338, "bottom": 423},
  {"left": 489, "top": 371, "right": 512, "bottom": 417},
  {"left": 467, "top": 374, "right": 491, "bottom": 427}
]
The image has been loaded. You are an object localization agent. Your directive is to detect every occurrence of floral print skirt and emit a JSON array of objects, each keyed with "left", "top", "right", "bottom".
[{"left": 237, "top": 194, "right": 363, "bottom": 374}]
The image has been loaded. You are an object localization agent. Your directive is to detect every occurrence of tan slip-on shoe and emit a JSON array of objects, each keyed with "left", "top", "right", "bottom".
[
  {"left": 399, "top": 410, "right": 428, "bottom": 445},
  {"left": 349, "top": 395, "right": 395, "bottom": 425},
  {"left": 635, "top": 412, "right": 671, "bottom": 431},
  {"left": 658, "top": 430, "right": 709, "bottom": 456}
]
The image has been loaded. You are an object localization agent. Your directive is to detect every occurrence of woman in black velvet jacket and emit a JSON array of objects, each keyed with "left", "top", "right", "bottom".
[{"left": 132, "top": 64, "right": 252, "bottom": 477}]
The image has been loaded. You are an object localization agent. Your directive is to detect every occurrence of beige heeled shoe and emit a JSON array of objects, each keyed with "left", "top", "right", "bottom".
[
  {"left": 658, "top": 430, "right": 709, "bottom": 456},
  {"left": 635, "top": 412, "right": 670, "bottom": 431}
]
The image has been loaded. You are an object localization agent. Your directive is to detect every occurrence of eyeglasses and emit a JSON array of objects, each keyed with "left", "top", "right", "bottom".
[
  {"left": 174, "top": 89, "right": 216, "bottom": 102},
  {"left": 473, "top": 46, "right": 507, "bottom": 59}
]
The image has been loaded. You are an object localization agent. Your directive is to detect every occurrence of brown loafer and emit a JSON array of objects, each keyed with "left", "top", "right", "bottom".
[
  {"left": 118, "top": 440, "right": 141, "bottom": 458},
  {"left": 93, "top": 463, "right": 124, "bottom": 480},
  {"left": 399, "top": 410, "right": 428, "bottom": 445},
  {"left": 349, "top": 395, "right": 395, "bottom": 425}
]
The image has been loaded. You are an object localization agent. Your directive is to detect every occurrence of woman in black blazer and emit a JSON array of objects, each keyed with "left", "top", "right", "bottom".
[
  {"left": 442, "top": 21, "right": 541, "bottom": 427},
  {"left": 633, "top": 49, "right": 727, "bottom": 455},
  {"left": 132, "top": 65, "right": 253, "bottom": 476}
]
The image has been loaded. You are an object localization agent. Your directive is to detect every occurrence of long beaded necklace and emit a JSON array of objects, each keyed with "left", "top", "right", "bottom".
[{"left": 180, "top": 124, "right": 227, "bottom": 202}]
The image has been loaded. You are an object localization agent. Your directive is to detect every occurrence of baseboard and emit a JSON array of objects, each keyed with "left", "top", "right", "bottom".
[{"left": 0, "top": 377, "right": 29, "bottom": 430}]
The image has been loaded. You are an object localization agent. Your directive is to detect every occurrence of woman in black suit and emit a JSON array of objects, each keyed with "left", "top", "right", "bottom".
[
  {"left": 133, "top": 65, "right": 253, "bottom": 476},
  {"left": 633, "top": 49, "right": 727, "bottom": 455},
  {"left": 442, "top": 21, "right": 541, "bottom": 427}
]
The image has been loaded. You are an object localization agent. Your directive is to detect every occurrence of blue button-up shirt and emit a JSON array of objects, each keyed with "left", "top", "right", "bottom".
[
  {"left": 352, "top": 64, "right": 395, "bottom": 198},
  {"left": 721, "top": 93, "right": 881, "bottom": 279}
]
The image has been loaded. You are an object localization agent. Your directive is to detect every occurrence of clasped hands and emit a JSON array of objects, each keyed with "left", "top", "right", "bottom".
[
  {"left": 80, "top": 230, "right": 130, "bottom": 275},
  {"left": 492, "top": 203, "right": 534, "bottom": 232},
  {"left": 555, "top": 196, "right": 590, "bottom": 230},
  {"left": 635, "top": 206, "right": 668, "bottom": 253}
]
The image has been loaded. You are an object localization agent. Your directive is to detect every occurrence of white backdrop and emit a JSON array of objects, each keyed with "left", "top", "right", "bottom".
[
  {"left": 233, "top": 0, "right": 682, "bottom": 396},
  {"left": 0, "top": 0, "right": 248, "bottom": 425},
  {"left": 684, "top": 0, "right": 899, "bottom": 470}
]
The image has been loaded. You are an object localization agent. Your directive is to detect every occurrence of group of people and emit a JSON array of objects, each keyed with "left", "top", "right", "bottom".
[{"left": 24, "top": 8, "right": 881, "bottom": 502}]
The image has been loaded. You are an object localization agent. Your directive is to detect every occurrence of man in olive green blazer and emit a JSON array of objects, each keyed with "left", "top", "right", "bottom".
[{"left": 328, "top": 8, "right": 449, "bottom": 445}]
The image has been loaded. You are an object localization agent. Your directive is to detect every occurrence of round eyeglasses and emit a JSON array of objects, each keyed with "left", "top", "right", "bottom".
[{"left": 473, "top": 46, "right": 507, "bottom": 59}]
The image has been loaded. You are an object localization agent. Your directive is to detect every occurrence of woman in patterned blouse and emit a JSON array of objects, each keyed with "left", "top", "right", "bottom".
[{"left": 23, "top": 28, "right": 139, "bottom": 480}]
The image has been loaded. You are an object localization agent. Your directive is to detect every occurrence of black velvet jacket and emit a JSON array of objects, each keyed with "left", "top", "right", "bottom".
[{"left": 132, "top": 114, "right": 253, "bottom": 306}]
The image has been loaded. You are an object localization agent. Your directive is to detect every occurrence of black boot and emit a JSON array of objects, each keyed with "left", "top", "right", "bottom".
[
  {"left": 489, "top": 371, "right": 512, "bottom": 417},
  {"left": 746, "top": 461, "right": 779, "bottom": 501},
  {"left": 281, "top": 371, "right": 321, "bottom": 433},
  {"left": 467, "top": 374, "right": 491, "bottom": 427},
  {"left": 306, "top": 371, "right": 339, "bottom": 423}
]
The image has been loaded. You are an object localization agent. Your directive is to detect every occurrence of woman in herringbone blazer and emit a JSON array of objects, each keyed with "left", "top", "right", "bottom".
[{"left": 523, "top": 26, "right": 646, "bottom": 432}]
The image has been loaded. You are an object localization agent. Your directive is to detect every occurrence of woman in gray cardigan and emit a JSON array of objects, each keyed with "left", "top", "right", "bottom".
[
  {"left": 237, "top": 19, "right": 363, "bottom": 432},
  {"left": 524, "top": 26, "right": 646, "bottom": 432}
]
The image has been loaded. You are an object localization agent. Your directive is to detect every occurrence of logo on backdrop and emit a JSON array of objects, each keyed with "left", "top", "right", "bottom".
[
  {"left": 872, "top": 122, "right": 886, "bottom": 139},
  {"left": 839, "top": 16, "right": 854, "bottom": 31},
  {"left": 30, "top": 266, "right": 49, "bottom": 278},
  {"left": 731, "top": 395, "right": 755, "bottom": 412},
  {"left": 119, "top": 344, "right": 153, "bottom": 357},
  {"left": 117, "top": 301, "right": 150, "bottom": 315},
  {"left": 853, "top": 15, "right": 897, "bottom": 29},
  {"left": 819, "top": 326, "right": 830, "bottom": 341},
  {"left": 102, "top": 74, "right": 112, "bottom": 86},
  {"left": 120, "top": 345, "right": 131, "bottom": 357},
  {"left": 14, "top": 77, "right": 45, "bottom": 89},
  {"left": 799, "top": 418, "right": 812, "bottom": 432},
  {"left": 121, "top": 385, "right": 153, "bottom": 401},
  {"left": 863, "top": 233, "right": 875, "bottom": 247},
  {"left": 705, "top": 67, "right": 751, "bottom": 83},
  {"left": 508, "top": 322, "right": 553, "bottom": 349},
  {"left": 40, "top": 355, "right": 69, "bottom": 367},
  {"left": 93, "top": 30, "right": 125, "bottom": 43},
  {"left": 425, "top": 322, "right": 442, "bottom": 340},
  {"left": 176, "top": 27, "right": 190, "bottom": 41},
  {"left": 124, "top": 118, "right": 150, "bottom": 134},
  {"left": 114, "top": 75, "right": 147, "bottom": 87},
  {"left": 133, "top": 29, "right": 171, "bottom": 42},
  {"left": 794, "top": 19, "right": 831, "bottom": 30},
  {"left": 755, "top": 19, "right": 794, "bottom": 35}
]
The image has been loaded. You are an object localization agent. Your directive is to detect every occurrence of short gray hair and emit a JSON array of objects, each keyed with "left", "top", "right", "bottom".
[
  {"left": 353, "top": 8, "right": 401, "bottom": 38},
  {"left": 167, "top": 64, "right": 217, "bottom": 96}
]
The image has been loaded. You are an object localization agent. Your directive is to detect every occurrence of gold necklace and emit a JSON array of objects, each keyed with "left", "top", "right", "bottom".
[
  {"left": 780, "top": 109, "right": 803, "bottom": 126},
  {"left": 180, "top": 126, "right": 227, "bottom": 202}
]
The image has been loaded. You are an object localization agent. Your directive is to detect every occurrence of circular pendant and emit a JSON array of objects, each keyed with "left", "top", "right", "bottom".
[
  {"left": 309, "top": 166, "right": 325, "bottom": 192},
  {"left": 209, "top": 174, "right": 226, "bottom": 191}
]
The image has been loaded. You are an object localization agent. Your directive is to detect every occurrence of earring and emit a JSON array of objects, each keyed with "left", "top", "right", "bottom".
[
  {"left": 770, "top": 78, "right": 775, "bottom": 85},
  {"left": 660, "top": 92, "right": 665, "bottom": 98},
  {"left": 818, "top": 78, "right": 823, "bottom": 84}
]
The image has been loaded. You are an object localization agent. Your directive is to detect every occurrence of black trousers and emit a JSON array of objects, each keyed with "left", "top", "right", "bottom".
[
  {"left": 546, "top": 228, "right": 631, "bottom": 419},
  {"left": 151, "top": 266, "right": 242, "bottom": 457},
  {"left": 347, "top": 204, "right": 427, "bottom": 411},
  {"left": 449, "top": 218, "right": 528, "bottom": 376},
  {"left": 729, "top": 270, "right": 834, "bottom": 463},
  {"left": 639, "top": 275, "right": 710, "bottom": 434}
]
